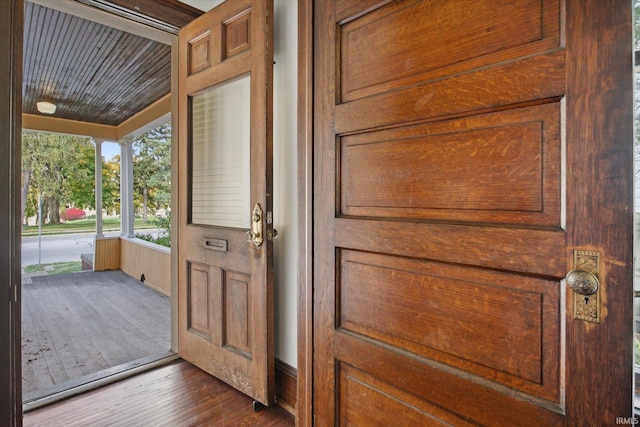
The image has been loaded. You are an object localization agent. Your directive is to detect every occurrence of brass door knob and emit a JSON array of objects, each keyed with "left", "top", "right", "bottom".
[{"left": 565, "top": 270, "right": 599, "bottom": 296}]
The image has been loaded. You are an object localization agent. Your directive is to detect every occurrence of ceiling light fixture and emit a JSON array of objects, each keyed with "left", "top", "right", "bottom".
[{"left": 36, "top": 100, "right": 57, "bottom": 115}]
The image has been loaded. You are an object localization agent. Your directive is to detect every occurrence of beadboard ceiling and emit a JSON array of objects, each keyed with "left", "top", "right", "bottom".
[{"left": 22, "top": 0, "right": 202, "bottom": 126}]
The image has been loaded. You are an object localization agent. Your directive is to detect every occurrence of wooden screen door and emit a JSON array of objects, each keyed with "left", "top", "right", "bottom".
[
  {"left": 177, "top": 0, "right": 274, "bottom": 405},
  {"left": 314, "top": 0, "right": 632, "bottom": 425}
]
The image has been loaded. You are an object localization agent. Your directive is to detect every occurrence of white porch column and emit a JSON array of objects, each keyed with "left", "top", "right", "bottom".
[
  {"left": 119, "top": 138, "right": 135, "bottom": 238},
  {"left": 93, "top": 138, "right": 104, "bottom": 238}
]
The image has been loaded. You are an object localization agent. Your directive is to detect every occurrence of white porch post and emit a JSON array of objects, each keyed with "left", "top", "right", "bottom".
[
  {"left": 93, "top": 138, "right": 104, "bottom": 238},
  {"left": 119, "top": 138, "right": 135, "bottom": 238}
]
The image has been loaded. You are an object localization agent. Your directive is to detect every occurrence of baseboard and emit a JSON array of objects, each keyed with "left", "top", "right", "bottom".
[{"left": 275, "top": 359, "right": 297, "bottom": 415}]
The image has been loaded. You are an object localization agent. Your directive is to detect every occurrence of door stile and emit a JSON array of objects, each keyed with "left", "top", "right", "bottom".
[
  {"left": 313, "top": 0, "right": 337, "bottom": 423},
  {"left": 564, "top": 0, "right": 633, "bottom": 421},
  {"left": 248, "top": 0, "right": 275, "bottom": 402}
]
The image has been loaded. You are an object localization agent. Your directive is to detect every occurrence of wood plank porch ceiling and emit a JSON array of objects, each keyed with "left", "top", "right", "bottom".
[{"left": 22, "top": 0, "right": 201, "bottom": 127}]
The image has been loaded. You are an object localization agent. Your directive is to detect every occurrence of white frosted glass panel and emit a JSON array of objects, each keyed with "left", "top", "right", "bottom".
[{"left": 191, "top": 76, "right": 250, "bottom": 228}]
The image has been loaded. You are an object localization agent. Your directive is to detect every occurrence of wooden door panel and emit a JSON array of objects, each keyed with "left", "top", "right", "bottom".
[
  {"left": 334, "top": 220, "right": 566, "bottom": 276},
  {"left": 335, "top": 51, "right": 565, "bottom": 134},
  {"left": 314, "top": 0, "right": 632, "bottom": 424},
  {"left": 187, "top": 33, "right": 213, "bottom": 75},
  {"left": 186, "top": 262, "right": 213, "bottom": 338},
  {"left": 222, "top": 9, "right": 251, "bottom": 60},
  {"left": 183, "top": 261, "right": 256, "bottom": 396},
  {"left": 334, "top": 338, "right": 564, "bottom": 427},
  {"left": 338, "top": 249, "right": 560, "bottom": 401},
  {"left": 338, "top": 364, "right": 475, "bottom": 427},
  {"left": 223, "top": 270, "right": 251, "bottom": 355},
  {"left": 341, "top": 103, "right": 561, "bottom": 225},
  {"left": 338, "top": 0, "right": 560, "bottom": 103},
  {"left": 185, "top": 0, "right": 251, "bottom": 77},
  {"left": 179, "top": 0, "right": 274, "bottom": 405},
  {"left": 182, "top": 230, "right": 251, "bottom": 272}
]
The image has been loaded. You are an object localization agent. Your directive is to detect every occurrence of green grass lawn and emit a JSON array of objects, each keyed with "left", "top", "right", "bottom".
[
  {"left": 21, "top": 216, "right": 157, "bottom": 237},
  {"left": 23, "top": 261, "right": 82, "bottom": 274}
]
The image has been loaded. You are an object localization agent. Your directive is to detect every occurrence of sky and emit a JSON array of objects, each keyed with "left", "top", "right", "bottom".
[{"left": 101, "top": 142, "right": 120, "bottom": 161}]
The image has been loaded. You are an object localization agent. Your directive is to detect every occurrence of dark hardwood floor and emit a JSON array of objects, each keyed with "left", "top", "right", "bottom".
[
  {"left": 22, "top": 270, "right": 171, "bottom": 400},
  {"left": 24, "top": 360, "right": 295, "bottom": 426}
]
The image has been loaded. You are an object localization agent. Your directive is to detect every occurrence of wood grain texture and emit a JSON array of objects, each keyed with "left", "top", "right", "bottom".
[
  {"left": 222, "top": 9, "right": 251, "bottom": 60},
  {"left": 223, "top": 271, "right": 251, "bottom": 354},
  {"left": 93, "top": 237, "right": 121, "bottom": 271},
  {"left": 564, "top": 0, "right": 634, "bottom": 422},
  {"left": 275, "top": 359, "right": 296, "bottom": 414},
  {"left": 333, "top": 333, "right": 564, "bottom": 427},
  {"left": 119, "top": 238, "right": 171, "bottom": 296},
  {"left": 339, "top": 0, "right": 558, "bottom": 103},
  {"left": 21, "top": 271, "right": 170, "bottom": 400},
  {"left": 313, "top": 0, "right": 633, "bottom": 425},
  {"left": 340, "top": 103, "right": 560, "bottom": 225},
  {"left": 338, "top": 250, "right": 560, "bottom": 401},
  {"left": 335, "top": 0, "right": 392, "bottom": 24},
  {"left": 188, "top": 31, "right": 212, "bottom": 75},
  {"left": 335, "top": 51, "right": 566, "bottom": 134},
  {"left": 178, "top": 0, "right": 275, "bottom": 405},
  {"left": 335, "top": 218, "right": 566, "bottom": 277},
  {"left": 313, "top": 0, "right": 339, "bottom": 422},
  {"left": 344, "top": 123, "right": 544, "bottom": 209},
  {"left": 93, "top": 0, "right": 203, "bottom": 28},
  {"left": 187, "top": 262, "right": 211, "bottom": 337},
  {"left": 338, "top": 363, "right": 474, "bottom": 426},
  {"left": 23, "top": 360, "right": 294, "bottom": 427},
  {"left": 296, "top": 0, "right": 313, "bottom": 425}
]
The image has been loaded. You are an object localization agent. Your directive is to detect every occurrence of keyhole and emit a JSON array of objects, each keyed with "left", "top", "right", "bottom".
[{"left": 584, "top": 296, "right": 590, "bottom": 306}]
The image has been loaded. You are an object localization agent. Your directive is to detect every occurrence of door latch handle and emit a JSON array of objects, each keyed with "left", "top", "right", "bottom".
[
  {"left": 266, "top": 228, "right": 278, "bottom": 241},
  {"left": 245, "top": 204, "right": 264, "bottom": 248},
  {"left": 566, "top": 269, "right": 599, "bottom": 296}
]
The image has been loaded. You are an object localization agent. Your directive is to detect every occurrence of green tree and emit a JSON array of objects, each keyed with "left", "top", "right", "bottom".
[
  {"left": 22, "top": 131, "right": 93, "bottom": 225},
  {"left": 66, "top": 143, "right": 121, "bottom": 216},
  {"left": 66, "top": 142, "right": 96, "bottom": 209},
  {"left": 133, "top": 123, "right": 171, "bottom": 222},
  {"left": 21, "top": 132, "right": 38, "bottom": 226},
  {"left": 103, "top": 158, "right": 121, "bottom": 215}
]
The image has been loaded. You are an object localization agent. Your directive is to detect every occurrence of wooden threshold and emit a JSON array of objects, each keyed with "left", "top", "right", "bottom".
[
  {"left": 23, "top": 359, "right": 294, "bottom": 426},
  {"left": 23, "top": 351, "right": 178, "bottom": 412}
]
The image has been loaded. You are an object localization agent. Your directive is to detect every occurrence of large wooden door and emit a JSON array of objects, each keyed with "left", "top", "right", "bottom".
[
  {"left": 178, "top": 0, "right": 274, "bottom": 405},
  {"left": 313, "top": 0, "right": 633, "bottom": 425}
]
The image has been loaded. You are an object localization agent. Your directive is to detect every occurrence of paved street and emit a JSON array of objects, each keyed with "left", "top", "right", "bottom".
[
  {"left": 21, "top": 229, "right": 161, "bottom": 267},
  {"left": 22, "top": 232, "right": 105, "bottom": 267}
]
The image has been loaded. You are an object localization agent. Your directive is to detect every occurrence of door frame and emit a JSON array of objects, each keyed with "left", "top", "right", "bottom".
[
  {"left": 3, "top": 0, "right": 633, "bottom": 424},
  {"left": 296, "top": 0, "right": 313, "bottom": 425},
  {"left": 0, "top": 0, "right": 22, "bottom": 424},
  {"left": 298, "top": 0, "right": 634, "bottom": 425}
]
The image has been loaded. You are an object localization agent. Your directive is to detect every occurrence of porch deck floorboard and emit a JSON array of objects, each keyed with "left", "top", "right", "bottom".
[{"left": 21, "top": 270, "right": 170, "bottom": 397}]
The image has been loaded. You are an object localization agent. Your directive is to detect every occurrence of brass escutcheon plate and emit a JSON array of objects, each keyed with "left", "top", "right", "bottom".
[{"left": 572, "top": 250, "right": 600, "bottom": 323}]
